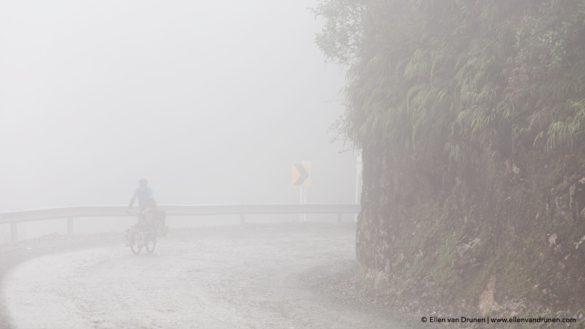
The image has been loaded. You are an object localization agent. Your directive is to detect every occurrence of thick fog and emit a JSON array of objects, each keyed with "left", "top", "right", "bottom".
[
  {"left": 2, "top": 1, "right": 583, "bottom": 328},
  {"left": 0, "top": 0, "right": 354, "bottom": 209}
]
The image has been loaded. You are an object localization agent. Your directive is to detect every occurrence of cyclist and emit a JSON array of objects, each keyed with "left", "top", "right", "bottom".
[{"left": 127, "top": 178, "right": 167, "bottom": 236}]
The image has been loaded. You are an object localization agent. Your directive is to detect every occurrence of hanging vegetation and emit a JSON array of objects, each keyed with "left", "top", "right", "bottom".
[{"left": 316, "top": 0, "right": 585, "bottom": 317}]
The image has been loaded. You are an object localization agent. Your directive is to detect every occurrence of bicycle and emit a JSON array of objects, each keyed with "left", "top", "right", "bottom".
[{"left": 126, "top": 208, "right": 168, "bottom": 255}]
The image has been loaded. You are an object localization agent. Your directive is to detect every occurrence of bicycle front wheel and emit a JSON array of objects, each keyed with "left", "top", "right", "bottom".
[
  {"left": 129, "top": 230, "right": 143, "bottom": 255},
  {"left": 145, "top": 236, "right": 157, "bottom": 254}
]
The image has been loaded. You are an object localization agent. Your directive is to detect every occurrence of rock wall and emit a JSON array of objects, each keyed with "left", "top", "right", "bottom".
[
  {"left": 356, "top": 137, "right": 585, "bottom": 313},
  {"left": 314, "top": 0, "right": 585, "bottom": 316}
]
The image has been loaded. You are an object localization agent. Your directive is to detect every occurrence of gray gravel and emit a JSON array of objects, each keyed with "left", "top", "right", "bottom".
[{"left": 2, "top": 224, "right": 405, "bottom": 329}]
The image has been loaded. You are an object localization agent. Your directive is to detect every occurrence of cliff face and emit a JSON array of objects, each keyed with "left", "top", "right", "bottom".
[
  {"left": 316, "top": 0, "right": 585, "bottom": 314},
  {"left": 357, "top": 135, "right": 585, "bottom": 312}
]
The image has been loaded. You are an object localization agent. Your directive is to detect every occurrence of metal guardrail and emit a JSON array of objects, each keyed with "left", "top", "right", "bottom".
[{"left": 0, "top": 204, "right": 360, "bottom": 241}]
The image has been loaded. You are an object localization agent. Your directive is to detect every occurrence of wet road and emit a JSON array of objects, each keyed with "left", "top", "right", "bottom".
[{"left": 2, "top": 225, "right": 403, "bottom": 329}]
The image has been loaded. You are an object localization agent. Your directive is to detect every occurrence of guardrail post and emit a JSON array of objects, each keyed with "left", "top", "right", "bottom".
[
  {"left": 67, "top": 218, "right": 74, "bottom": 236},
  {"left": 10, "top": 223, "right": 18, "bottom": 242},
  {"left": 240, "top": 214, "right": 246, "bottom": 225}
]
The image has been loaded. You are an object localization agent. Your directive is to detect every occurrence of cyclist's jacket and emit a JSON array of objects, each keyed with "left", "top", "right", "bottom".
[{"left": 131, "top": 187, "right": 156, "bottom": 210}]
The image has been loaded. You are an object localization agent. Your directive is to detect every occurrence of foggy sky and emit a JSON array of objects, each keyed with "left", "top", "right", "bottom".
[{"left": 0, "top": 0, "right": 355, "bottom": 209}]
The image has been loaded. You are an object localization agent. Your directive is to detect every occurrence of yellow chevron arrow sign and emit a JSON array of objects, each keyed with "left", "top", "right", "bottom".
[{"left": 291, "top": 162, "right": 312, "bottom": 188}]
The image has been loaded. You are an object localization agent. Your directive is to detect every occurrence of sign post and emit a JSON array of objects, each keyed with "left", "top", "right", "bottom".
[
  {"left": 292, "top": 161, "right": 312, "bottom": 222},
  {"left": 355, "top": 153, "right": 363, "bottom": 222}
]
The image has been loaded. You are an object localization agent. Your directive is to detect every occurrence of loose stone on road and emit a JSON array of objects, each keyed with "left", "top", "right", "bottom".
[{"left": 2, "top": 225, "right": 405, "bottom": 329}]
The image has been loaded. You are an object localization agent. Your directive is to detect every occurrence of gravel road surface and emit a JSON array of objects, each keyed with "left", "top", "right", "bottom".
[{"left": 2, "top": 224, "right": 405, "bottom": 329}]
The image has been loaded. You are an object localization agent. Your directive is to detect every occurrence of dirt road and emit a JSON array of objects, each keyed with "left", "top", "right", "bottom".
[{"left": 2, "top": 224, "right": 405, "bottom": 329}]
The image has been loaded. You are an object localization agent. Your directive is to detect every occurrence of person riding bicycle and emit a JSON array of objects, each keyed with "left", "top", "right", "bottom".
[
  {"left": 126, "top": 179, "right": 167, "bottom": 252},
  {"left": 128, "top": 178, "right": 157, "bottom": 228},
  {"left": 126, "top": 178, "right": 167, "bottom": 242}
]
